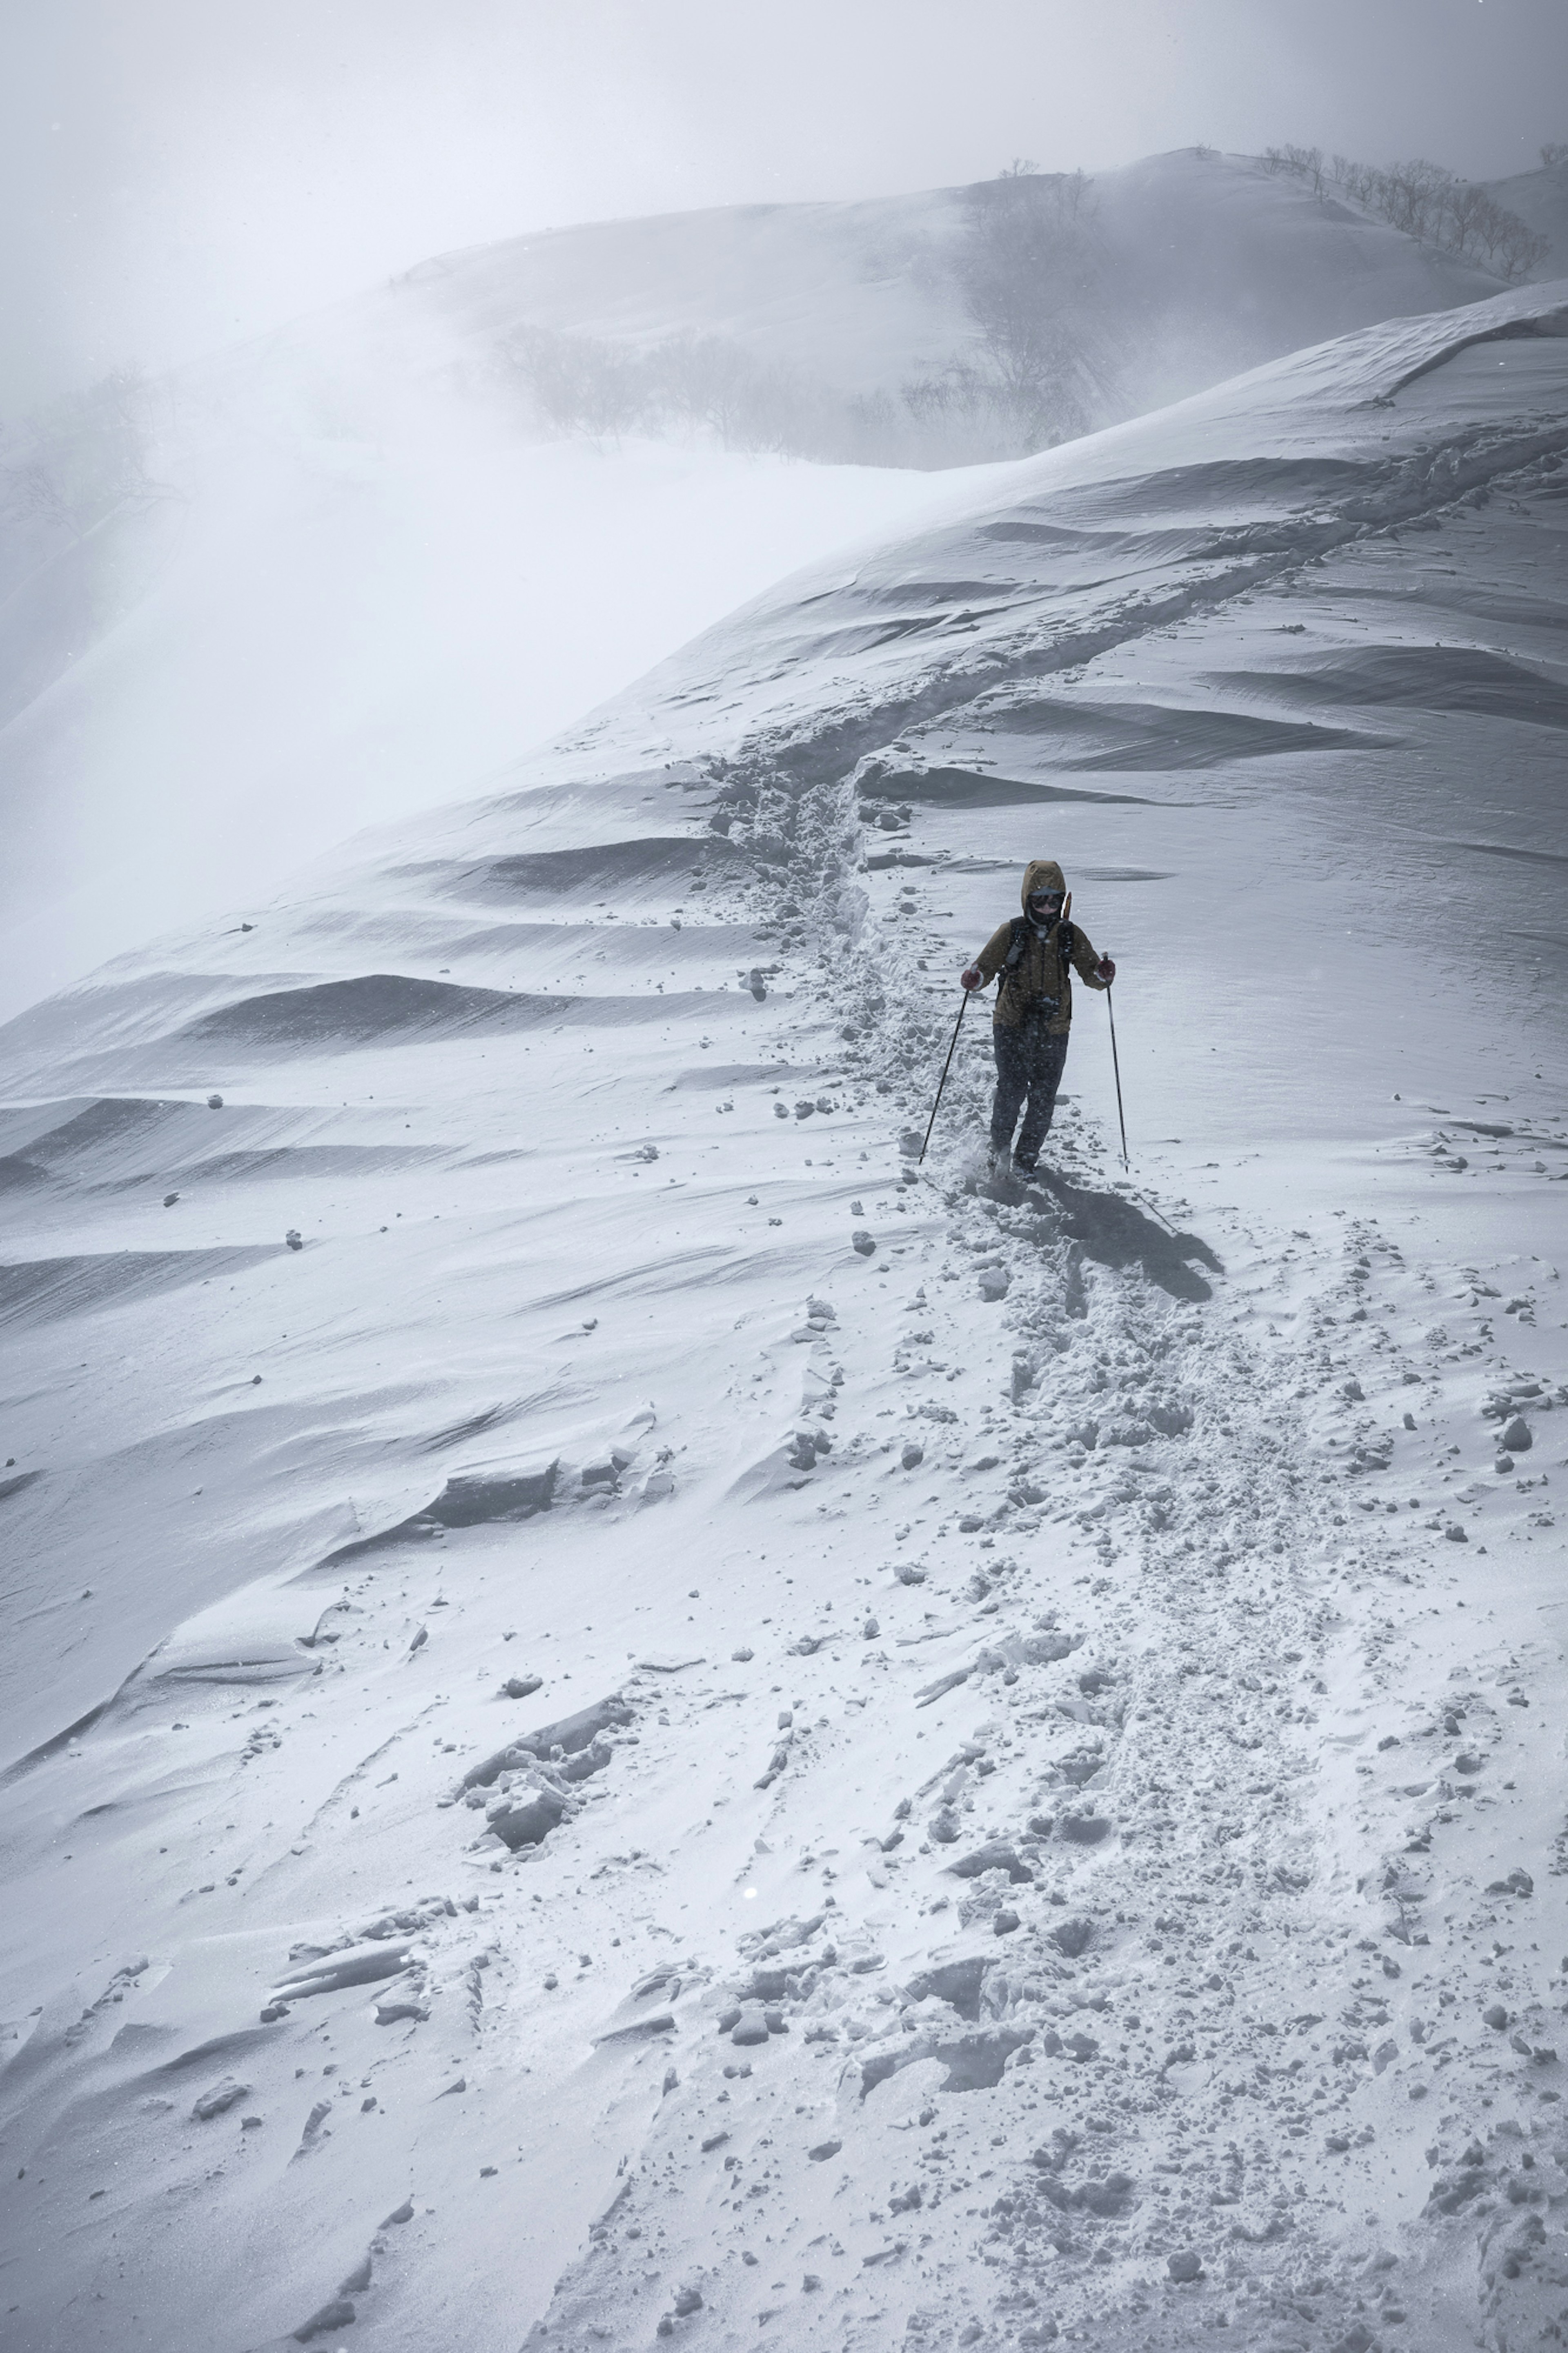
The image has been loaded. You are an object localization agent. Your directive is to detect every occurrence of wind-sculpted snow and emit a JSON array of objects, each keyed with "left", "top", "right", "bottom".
[
  {"left": 419, "top": 834, "right": 753, "bottom": 906},
  {"left": 0, "top": 290, "right": 1565, "bottom": 2352},
  {"left": 0, "top": 1243, "right": 285, "bottom": 1326},
  {"left": 1214, "top": 643, "right": 1568, "bottom": 728}
]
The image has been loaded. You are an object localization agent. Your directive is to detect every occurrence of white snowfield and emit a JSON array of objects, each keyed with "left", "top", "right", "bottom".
[{"left": 1, "top": 283, "right": 1566, "bottom": 2352}]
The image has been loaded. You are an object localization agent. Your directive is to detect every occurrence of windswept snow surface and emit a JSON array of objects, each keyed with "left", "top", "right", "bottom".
[{"left": 2, "top": 285, "right": 1567, "bottom": 2353}]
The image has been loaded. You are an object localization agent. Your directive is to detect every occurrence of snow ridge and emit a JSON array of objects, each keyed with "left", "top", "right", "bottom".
[{"left": 0, "top": 290, "right": 1565, "bottom": 2352}]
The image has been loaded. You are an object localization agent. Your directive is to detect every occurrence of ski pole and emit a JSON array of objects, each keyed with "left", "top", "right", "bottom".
[
  {"left": 918, "top": 988, "right": 971, "bottom": 1164},
  {"left": 1105, "top": 975, "right": 1129, "bottom": 1170}
]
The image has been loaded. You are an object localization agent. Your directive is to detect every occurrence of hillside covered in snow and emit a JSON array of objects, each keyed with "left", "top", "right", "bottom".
[
  {"left": 4, "top": 145, "right": 1548, "bottom": 1030},
  {"left": 1, "top": 276, "right": 1565, "bottom": 2353},
  {"left": 408, "top": 146, "right": 1519, "bottom": 462}
]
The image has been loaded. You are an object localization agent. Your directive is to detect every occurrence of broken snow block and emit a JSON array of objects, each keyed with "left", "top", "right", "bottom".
[
  {"left": 489, "top": 1791, "right": 568, "bottom": 1851},
  {"left": 501, "top": 1673, "right": 543, "bottom": 1700},
  {"left": 947, "top": 1843, "right": 1032, "bottom": 1884},
  {"left": 731, "top": 2009, "right": 771, "bottom": 2047},
  {"left": 852, "top": 1229, "right": 877, "bottom": 1257},
  {"left": 285, "top": 1229, "right": 303, "bottom": 1251},
  {"left": 1167, "top": 2250, "right": 1203, "bottom": 2284},
  {"left": 374, "top": 1998, "right": 430, "bottom": 2026},
  {"left": 978, "top": 1268, "right": 1009, "bottom": 1301},
  {"left": 1058, "top": 1811, "right": 1111, "bottom": 1846},
  {"left": 1500, "top": 1416, "right": 1533, "bottom": 1452},
  {"left": 900, "top": 1442, "right": 924, "bottom": 1471},
  {"left": 192, "top": 2076, "right": 250, "bottom": 2121},
  {"left": 427, "top": 1463, "right": 559, "bottom": 1526},
  {"left": 904, "top": 1959, "right": 991, "bottom": 2020},
  {"left": 462, "top": 1693, "right": 632, "bottom": 1790}
]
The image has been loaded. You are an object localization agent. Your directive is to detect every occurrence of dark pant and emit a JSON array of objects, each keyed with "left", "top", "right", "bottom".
[{"left": 989, "top": 1021, "right": 1068, "bottom": 1165}]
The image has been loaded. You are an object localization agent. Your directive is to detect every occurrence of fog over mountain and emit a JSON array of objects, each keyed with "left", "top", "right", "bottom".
[{"left": 1, "top": 143, "right": 1559, "bottom": 1018}]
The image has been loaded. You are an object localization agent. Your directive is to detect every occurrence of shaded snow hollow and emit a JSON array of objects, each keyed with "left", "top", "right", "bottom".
[{"left": 0, "top": 283, "right": 1566, "bottom": 2352}]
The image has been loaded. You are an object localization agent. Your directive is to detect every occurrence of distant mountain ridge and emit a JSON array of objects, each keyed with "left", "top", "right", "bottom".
[{"left": 401, "top": 145, "right": 1527, "bottom": 466}]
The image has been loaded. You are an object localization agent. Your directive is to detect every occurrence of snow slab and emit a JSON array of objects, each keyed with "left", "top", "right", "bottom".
[{"left": 0, "top": 281, "right": 1566, "bottom": 2353}]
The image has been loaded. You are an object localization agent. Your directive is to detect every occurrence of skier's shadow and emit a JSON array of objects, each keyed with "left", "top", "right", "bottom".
[{"left": 991, "top": 1168, "right": 1223, "bottom": 1302}]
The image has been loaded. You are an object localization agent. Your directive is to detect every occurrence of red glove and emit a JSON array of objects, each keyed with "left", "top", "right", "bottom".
[
  {"left": 1097, "top": 957, "right": 1116, "bottom": 983},
  {"left": 961, "top": 966, "right": 983, "bottom": 990}
]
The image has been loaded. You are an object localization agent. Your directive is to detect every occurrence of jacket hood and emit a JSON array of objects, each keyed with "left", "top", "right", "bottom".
[{"left": 1020, "top": 858, "right": 1067, "bottom": 911}]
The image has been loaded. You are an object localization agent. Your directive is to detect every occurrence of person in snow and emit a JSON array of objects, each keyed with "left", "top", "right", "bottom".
[{"left": 961, "top": 859, "right": 1116, "bottom": 1175}]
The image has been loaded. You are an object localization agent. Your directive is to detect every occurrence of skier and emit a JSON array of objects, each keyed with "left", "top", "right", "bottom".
[{"left": 960, "top": 859, "right": 1116, "bottom": 1176}]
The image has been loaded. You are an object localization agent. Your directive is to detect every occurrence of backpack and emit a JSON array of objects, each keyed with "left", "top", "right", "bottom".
[{"left": 1000, "top": 914, "right": 1076, "bottom": 1015}]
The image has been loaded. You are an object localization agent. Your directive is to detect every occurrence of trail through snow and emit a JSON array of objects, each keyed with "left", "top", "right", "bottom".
[{"left": 1, "top": 283, "right": 1567, "bottom": 2353}]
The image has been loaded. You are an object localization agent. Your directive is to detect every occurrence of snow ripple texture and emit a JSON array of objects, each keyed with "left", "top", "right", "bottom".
[{"left": 0, "top": 283, "right": 1566, "bottom": 2353}]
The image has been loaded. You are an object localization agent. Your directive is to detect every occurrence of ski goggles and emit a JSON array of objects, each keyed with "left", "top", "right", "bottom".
[{"left": 1027, "top": 890, "right": 1065, "bottom": 910}]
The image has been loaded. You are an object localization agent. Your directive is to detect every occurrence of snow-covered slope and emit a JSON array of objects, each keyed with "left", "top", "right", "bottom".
[
  {"left": 414, "top": 147, "right": 1508, "bottom": 432},
  {"left": 0, "top": 146, "right": 1513, "bottom": 1025},
  {"left": 1, "top": 284, "right": 1566, "bottom": 2353},
  {"left": 1486, "top": 162, "right": 1568, "bottom": 281}
]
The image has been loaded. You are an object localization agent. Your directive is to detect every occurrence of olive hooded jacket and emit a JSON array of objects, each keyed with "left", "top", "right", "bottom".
[{"left": 971, "top": 859, "right": 1108, "bottom": 1036}]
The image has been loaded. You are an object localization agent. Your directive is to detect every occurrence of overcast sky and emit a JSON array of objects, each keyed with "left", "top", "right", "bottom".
[{"left": 7, "top": 0, "right": 1566, "bottom": 409}]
